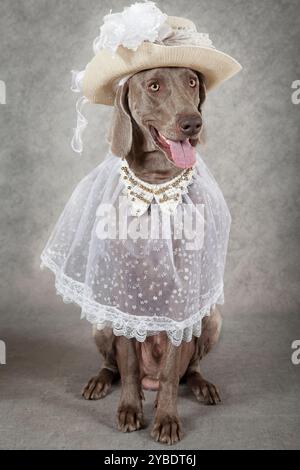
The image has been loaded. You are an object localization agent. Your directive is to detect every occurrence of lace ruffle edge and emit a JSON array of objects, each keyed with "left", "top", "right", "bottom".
[{"left": 40, "top": 253, "right": 224, "bottom": 346}]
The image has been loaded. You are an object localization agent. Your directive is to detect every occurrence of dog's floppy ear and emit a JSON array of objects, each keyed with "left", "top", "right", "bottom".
[
  {"left": 196, "top": 72, "right": 207, "bottom": 146},
  {"left": 108, "top": 82, "right": 132, "bottom": 158},
  {"left": 196, "top": 71, "right": 206, "bottom": 110}
]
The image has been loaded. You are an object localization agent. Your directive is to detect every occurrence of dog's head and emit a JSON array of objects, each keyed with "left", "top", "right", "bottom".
[{"left": 109, "top": 67, "right": 206, "bottom": 169}]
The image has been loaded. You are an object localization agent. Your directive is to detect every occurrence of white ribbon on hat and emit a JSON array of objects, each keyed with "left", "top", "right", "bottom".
[
  {"left": 70, "top": 69, "right": 89, "bottom": 154},
  {"left": 71, "top": 95, "right": 89, "bottom": 154}
]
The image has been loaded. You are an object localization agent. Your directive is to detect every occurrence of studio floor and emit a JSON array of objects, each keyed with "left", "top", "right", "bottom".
[{"left": 0, "top": 299, "right": 299, "bottom": 450}]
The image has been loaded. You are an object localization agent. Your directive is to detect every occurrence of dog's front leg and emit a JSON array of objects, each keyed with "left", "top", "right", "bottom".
[
  {"left": 151, "top": 342, "right": 183, "bottom": 445},
  {"left": 115, "top": 336, "right": 144, "bottom": 432}
]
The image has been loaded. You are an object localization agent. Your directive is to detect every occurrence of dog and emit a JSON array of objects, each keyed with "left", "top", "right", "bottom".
[{"left": 82, "top": 67, "right": 222, "bottom": 445}]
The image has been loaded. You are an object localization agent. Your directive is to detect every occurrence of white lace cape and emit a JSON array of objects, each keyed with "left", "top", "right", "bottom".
[{"left": 41, "top": 152, "right": 230, "bottom": 346}]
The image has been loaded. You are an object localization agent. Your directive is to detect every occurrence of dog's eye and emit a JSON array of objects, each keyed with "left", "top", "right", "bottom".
[
  {"left": 149, "top": 82, "right": 160, "bottom": 92},
  {"left": 189, "top": 78, "right": 197, "bottom": 88}
]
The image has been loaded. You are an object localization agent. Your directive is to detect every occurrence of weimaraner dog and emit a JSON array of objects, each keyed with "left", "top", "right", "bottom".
[{"left": 82, "top": 67, "right": 222, "bottom": 445}]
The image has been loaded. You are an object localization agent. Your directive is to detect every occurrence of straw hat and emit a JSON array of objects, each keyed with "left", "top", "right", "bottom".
[
  {"left": 70, "top": 2, "right": 242, "bottom": 153},
  {"left": 81, "top": 3, "right": 242, "bottom": 106}
]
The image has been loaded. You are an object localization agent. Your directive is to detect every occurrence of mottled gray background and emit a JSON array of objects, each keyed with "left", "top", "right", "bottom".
[{"left": 0, "top": 0, "right": 300, "bottom": 450}]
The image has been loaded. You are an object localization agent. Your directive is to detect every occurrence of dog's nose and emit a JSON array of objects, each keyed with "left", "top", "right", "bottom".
[{"left": 178, "top": 115, "right": 202, "bottom": 136}]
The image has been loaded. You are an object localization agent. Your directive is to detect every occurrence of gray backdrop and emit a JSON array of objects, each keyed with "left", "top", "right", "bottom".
[{"left": 0, "top": 0, "right": 300, "bottom": 450}]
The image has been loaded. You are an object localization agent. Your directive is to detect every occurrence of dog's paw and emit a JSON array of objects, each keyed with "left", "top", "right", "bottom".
[
  {"left": 117, "top": 404, "right": 144, "bottom": 432},
  {"left": 82, "top": 369, "right": 114, "bottom": 400},
  {"left": 151, "top": 413, "right": 183, "bottom": 445},
  {"left": 189, "top": 375, "right": 221, "bottom": 405}
]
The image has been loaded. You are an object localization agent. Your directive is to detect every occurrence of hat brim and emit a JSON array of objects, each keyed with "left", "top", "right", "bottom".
[{"left": 83, "top": 42, "right": 242, "bottom": 106}]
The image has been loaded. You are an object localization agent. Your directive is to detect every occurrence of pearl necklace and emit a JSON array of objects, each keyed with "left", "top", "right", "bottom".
[{"left": 120, "top": 160, "right": 195, "bottom": 216}]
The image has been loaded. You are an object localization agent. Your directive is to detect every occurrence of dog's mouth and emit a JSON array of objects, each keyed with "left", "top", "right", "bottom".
[{"left": 149, "top": 126, "right": 197, "bottom": 169}]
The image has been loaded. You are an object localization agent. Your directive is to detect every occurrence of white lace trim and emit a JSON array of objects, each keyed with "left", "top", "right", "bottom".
[{"left": 40, "top": 253, "right": 224, "bottom": 346}]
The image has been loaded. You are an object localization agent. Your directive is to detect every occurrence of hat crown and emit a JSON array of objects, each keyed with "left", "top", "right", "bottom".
[{"left": 166, "top": 16, "right": 197, "bottom": 32}]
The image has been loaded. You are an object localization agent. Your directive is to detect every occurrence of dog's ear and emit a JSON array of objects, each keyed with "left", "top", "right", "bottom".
[
  {"left": 108, "top": 82, "right": 132, "bottom": 158},
  {"left": 196, "top": 72, "right": 206, "bottom": 110},
  {"left": 196, "top": 72, "right": 207, "bottom": 146}
]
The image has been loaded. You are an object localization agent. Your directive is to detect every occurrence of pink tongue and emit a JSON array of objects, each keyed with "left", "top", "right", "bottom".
[{"left": 165, "top": 138, "right": 196, "bottom": 169}]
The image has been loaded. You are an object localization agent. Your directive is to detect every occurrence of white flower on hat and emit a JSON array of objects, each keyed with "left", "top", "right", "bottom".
[{"left": 93, "top": 1, "right": 172, "bottom": 54}]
